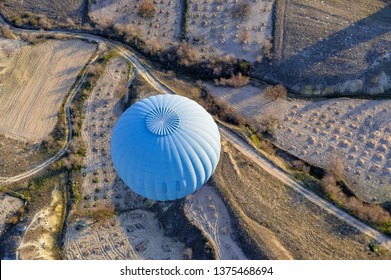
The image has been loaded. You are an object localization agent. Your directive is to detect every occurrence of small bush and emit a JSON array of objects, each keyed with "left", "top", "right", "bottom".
[
  {"left": 0, "top": 25, "right": 15, "bottom": 39},
  {"left": 232, "top": 2, "right": 251, "bottom": 19},
  {"left": 214, "top": 73, "right": 249, "bottom": 88},
  {"left": 292, "top": 160, "right": 311, "bottom": 174},
  {"left": 38, "top": 15, "right": 52, "bottom": 29},
  {"left": 177, "top": 41, "right": 198, "bottom": 66},
  {"left": 263, "top": 39, "right": 273, "bottom": 59},
  {"left": 138, "top": 0, "right": 155, "bottom": 18},
  {"left": 263, "top": 84, "right": 288, "bottom": 100},
  {"left": 257, "top": 113, "right": 279, "bottom": 136},
  {"left": 238, "top": 29, "right": 251, "bottom": 44}
]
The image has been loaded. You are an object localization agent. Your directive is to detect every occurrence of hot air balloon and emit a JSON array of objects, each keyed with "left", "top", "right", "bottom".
[{"left": 110, "top": 94, "right": 221, "bottom": 201}]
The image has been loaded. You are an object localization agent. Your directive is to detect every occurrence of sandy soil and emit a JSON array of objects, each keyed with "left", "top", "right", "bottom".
[
  {"left": 187, "top": 0, "right": 274, "bottom": 62},
  {"left": 17, "top": 187, "right": 64, "bottom": 260},
  {"left": 213, "top": 139, "right": 391, "bottom": 259},
  {"left": 0, "top": 194, "right": 23, "bottom": 236},
  {"left": 0, "top": 39, "right": 96, "bottom": 142},
  {"left": 206, "top": 83, "right": 391, "bottom": 203},
  {"left": 255, "top": 0, "right": 391, "bottom": 95},
  {"left": 90, "top": 0, "right": 182, "bottom": 48},
  {"left": 184, "top": 184, "right": 247, "bottom": 260}
]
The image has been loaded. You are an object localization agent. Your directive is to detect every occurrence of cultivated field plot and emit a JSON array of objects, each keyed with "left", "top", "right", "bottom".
[
  {"left": 207, "top": 84, "right": 391, "bottom": 203},
  {"left": 0, "top": 39, "right": 96, "bottom": 142},
  {"left": 64, "top": 210, "right": 185, "bottom": 260},
  {"left": 89, "top": 0, "right": 182, "bottom": 49},
  {"left": 186, "top": 0, "right": 274, "bottom": 62},
  {"left": 64, "top": 58, "right": 185, "bottom": 260},
  {"left": 0, "top": 0, "right": 87, "bottom": 25},
  {"left": 255, "top": 0, "right": 391, "bottom": 95},
  {"left": 78, "top": 58, "right": 129, "bottom": 208},
  {"left": 0, "top": 194, "right": 23, "bottom": 236},
  {"left": 214, "top": 140, "right": 391, "bottom": 259}
]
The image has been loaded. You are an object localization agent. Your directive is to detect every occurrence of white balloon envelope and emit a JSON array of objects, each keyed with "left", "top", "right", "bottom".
[{"left": 110, "top": 94, "right": 221, "bottom": 201}]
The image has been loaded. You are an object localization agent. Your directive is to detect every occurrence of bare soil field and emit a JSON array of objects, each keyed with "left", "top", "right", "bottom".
[
  {"left": 206, "top": 83, "right": 391, "bottom": 203},
  {"left": 0, "top": 39, "right": 96, "bottom": 142},
  {"left": 0, "top": 0, "right": 88, "bottom": 26},
  {"left": 187, "top": 0, "right": 274, "bottom": 62},
  {"left": 213, "top": 139, "right": 391, "bottom": 259},
  {"left": 90, "top": 0, "right": 182, "bottom": 49},
  {"left": 253, "top": 0, "right": 391, "bottom": 95},
  {"left": 0, "top": 134, "right": 49, "bottom": 177},
  {"left": 64, "top": 210, "right": 185, "bottom": 260},
  {"left": 0, "top": 194, "right": 23, "bottom": 236}
]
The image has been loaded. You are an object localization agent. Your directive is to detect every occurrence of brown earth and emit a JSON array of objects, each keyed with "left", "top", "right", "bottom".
[
  {"left": 0, "top": 39, "right": 96, "bottom": 142},
  {"left": 213, "top": 139, "right": 391, "bottom": 259}
]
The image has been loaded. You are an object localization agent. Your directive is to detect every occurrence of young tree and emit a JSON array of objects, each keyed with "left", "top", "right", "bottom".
[
  {"left": 263, "top": 84, "right": 288, "bottom": 100},
  {"left": 138, "top": 0, "right": 155, "bottom": 18}
]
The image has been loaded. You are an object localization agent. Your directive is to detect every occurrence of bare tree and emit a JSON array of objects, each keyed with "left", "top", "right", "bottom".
[
  {"left": 138, "top": 0, "right": 155, "bottom": 18},
  {"left": 214, "top": 73, "right": 249, "bottom": 88},
  {"left": 263, "top": 84, "right": 288, "bottom": 100}
]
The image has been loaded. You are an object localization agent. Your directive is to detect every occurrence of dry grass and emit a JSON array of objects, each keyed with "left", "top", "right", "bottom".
[{"left": 0, "top": 39, "right": 95, "bottom": 142}]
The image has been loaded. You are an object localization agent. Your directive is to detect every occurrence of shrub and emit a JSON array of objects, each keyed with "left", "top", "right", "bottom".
[
  {"left": 214, "top": 73, "right": 249, "bottom": 88},
  {"left": 138, "top": 0, "right": 155, "bottom": 18},
  {"left": 12, "top": 15, "right": 24, "bottom": 27},
  {"left": 263, "top": 84, "right": 288, "bottom": 100},
  {"left": 177, "top": 41, "right": 198, "bottom": 66},
  {"left": 238, "top": 29, "right": 251, "bottom": 44},
  {"left": 292, "top": 160, "right": 310, "bottom": 174},
  {"left": 0, "top": 25, "right": 15, "bottom": 39},
  {"left": 232, "top": 2, "right": 251, "bottom": 19},
  {"left": 38, "top": 15, "right": 52, "bottom": 29},
  {"left": 257, "top": 113, "right": 279, "bottom": 136},
  {"left": 263, "top": 39, "right": 273, "bottom": 59}
]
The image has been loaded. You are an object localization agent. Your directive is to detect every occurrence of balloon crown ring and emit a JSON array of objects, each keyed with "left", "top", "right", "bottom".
[{"left": 145, "top": 107, "right": 181, "bottom": 136}]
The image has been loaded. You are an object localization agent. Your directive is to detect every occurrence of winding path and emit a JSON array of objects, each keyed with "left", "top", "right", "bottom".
[{"left": 1, "top": 16, "right": 391, "bottom": 252}]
